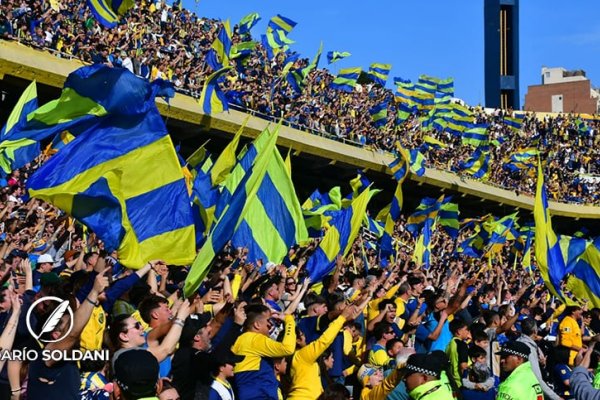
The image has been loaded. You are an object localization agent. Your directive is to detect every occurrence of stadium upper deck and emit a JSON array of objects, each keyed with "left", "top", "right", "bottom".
[{"left": 1, "top": 40, "right": 600, "bottom": 231}]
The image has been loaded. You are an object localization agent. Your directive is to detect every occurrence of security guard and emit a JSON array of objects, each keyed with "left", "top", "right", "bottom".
[
  {"left": 402, "top": 353, "right": 454, "bottom": 399},
  {"left": 496, "top": 341, "right": 543, "bottom": 400}
]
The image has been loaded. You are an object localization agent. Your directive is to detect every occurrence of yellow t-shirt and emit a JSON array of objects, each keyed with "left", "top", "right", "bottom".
[
  {"left": 559, "top": 315, "right": 582, "bottom": 365},
  {"left": 80, "top": 306, "right": 106, "bottom": 351}
]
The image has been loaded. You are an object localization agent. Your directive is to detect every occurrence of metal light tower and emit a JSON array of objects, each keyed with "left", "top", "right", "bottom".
[{"left": 484, "top": 0, "right": 520, "bottom": 109}]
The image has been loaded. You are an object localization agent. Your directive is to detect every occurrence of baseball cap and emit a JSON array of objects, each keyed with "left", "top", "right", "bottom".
[
  {"left": 32, "top": 240, "right": 48, "bottom": 253},
  {"left": 113, "top": 349, "right": 159, "bottom": 397},
  {"left": 495, "top": 341, "right": 530, "bottom": 359},
  {"left": 400, "top": 353, "right": 443, "bottom": 378},
  {"left": 37, "top": 254, "right": 55, "bottom": 264},
  {"left": 357, "top": 364, "right": 380, "bottom": 383},
  {"left": 210, "top": 350, "right": 244, "bottom": 370},
  {"left": 179, "top": 313, "right": 212, "bottom": 347}
]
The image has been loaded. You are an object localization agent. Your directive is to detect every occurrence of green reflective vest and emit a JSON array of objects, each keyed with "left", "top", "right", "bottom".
[
  {"left": 496, "top": 361, "right": 543, "bottom": 400},
  {"left": 408, "top": 379, "right": 454, "bottom": 400}
]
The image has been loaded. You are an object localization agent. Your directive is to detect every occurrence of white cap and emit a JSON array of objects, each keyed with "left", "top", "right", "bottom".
[{"left": 37, "top": 254, "right": 54, "bottom": 264}]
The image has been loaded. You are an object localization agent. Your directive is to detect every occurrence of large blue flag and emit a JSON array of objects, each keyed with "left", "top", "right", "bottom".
[
  {"left": 305, "top": 187, "right": 372, "bottom": 282},
  {"left": 534, "top": 160, "right": 567, "bottom": 299},
  {"left": 26, "top": 66, "right": 195, "bottom": 269}
]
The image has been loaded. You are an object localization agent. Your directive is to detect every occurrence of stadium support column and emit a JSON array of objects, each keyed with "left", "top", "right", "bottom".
[{"left": 484, "top": 0, "right": 520, "bottom": 110}]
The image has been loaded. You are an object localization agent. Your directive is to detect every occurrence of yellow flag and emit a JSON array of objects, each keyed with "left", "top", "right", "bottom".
[{"left": 210, "top": 115, "right": 249, "bottom": 185}]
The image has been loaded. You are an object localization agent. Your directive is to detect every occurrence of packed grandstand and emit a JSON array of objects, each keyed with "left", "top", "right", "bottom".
[{"left": 1, "top": 1, "right": 600, "bottom": 400}]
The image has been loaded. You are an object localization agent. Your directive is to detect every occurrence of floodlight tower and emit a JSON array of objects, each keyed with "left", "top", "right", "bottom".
[{"left": 484, "top": 0, "right": 520, "bottom": 109}]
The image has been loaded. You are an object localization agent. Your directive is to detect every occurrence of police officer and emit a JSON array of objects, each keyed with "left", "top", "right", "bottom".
[
  {"left": 402, "top": 353, "right": 454, "bottom": 399},
  {"left": 496, "top": 341, "right": 544, "bottom": 400}
]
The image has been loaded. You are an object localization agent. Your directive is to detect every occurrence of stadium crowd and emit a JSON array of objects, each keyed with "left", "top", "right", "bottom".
[
  {"left": 0, "top": 151, "right": 597, "bottom": 400},
  {"left": 1, "top": 0, "right": 600, "bottom": 206},
  {"left": 2, "top": 2, "right": 600, "bottom": 398}
]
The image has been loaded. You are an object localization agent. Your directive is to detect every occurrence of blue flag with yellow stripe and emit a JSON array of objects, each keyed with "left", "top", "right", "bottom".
[
  {"left": 0, "top": 81, "right": 39, "bottom": 174},
  {"left": 268, "top": 14, "right": 297, "bottom": 34},
  {"left": 87, "top": 0, "right": 133, "bottom": 28},
  {"left": 27, "top": 69, "right": 195, "bottom": 269},
  {"left": 330, "top": 67, "right": 361, "bottom": 92},
  {"left": 230, "top": 132, "right": 308, "bottom": 266},
  {"left": 368, "top": 63, "right": 392, "bottom": 86},
  {"left": 534, "top": 160, "right": 567, "bottom": 299},
  {"left": 567, "top": 238, "right": 600, "bottom": 307},
  {"left": 7, "top": 64, "right": 174, "bottom": 143},
  {"left": 1, "top": 80, "right": 38, "bottom": 140},
  {"left": 306, "top": 187, "right": 372, "bottom": 282},
  {"left": 200, "top": 66, "right": 232, "bottom": 115},
  {"left": 184, "top": 129, "right": 280, "bottom": 296}
]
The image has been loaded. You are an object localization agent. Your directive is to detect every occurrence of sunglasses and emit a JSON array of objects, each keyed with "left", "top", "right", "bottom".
[{"left": 124, "top": 321, "right": 143, "bottom": 332}]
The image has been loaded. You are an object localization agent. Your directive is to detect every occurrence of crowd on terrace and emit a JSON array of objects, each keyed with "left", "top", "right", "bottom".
[
  {"left": 2, "top": 1, "right": 600, "bottom": 400},
  {"left": 0, "top": 158, "right": 598, "bottom": 400},
  {"left": 1, "top": 0, "right": 600, "bottom": 205}
]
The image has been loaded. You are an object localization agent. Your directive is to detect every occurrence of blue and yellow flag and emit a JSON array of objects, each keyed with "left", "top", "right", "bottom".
[
  {"left": 191, "top": 156, "right": 219, "bottom": 239},
  {"left": 0, "top": 139, "right": 39, "bottom": 176},
  {"left": 406, "top": 195, "right": 448, "bottom": 236},
  {"left": 422, "top": 135, "right": 447, "bottom": 151},
  {"left": 327, "top": 51, "right": 351, "bottom": 64},
  {"left": 286, "top": 42, "right": 323, "bottom": 94},
  {"left": 302, "top": 187, "right": 342, "bottom": 236},
  {"left": 437, "top": 78, "right": 454, "bottom": 96},
  {"left": 396, "top": 102, "right": 413, "bottom": 125},
  {"left": 330, "top": 67, "right": 362, "bottom": 92},
  {"left": 567, "top": 238, "right": 600, "bottom": 307},
  {"left": 458, "top": 147, "right": 489, "bottom": 179},
  {"left": 459, "top": 222, "right": 490, "bottom": 258},
  {"left": 0, "top": 81, "right": 40, "bottom": 174},
  {"left": 229, "top": 126, "right": 308, "bottom": 267},
  {"left": 504, "top": 114, "right": 524, "bottom": 131},
  {"left": 184, "top": 129, "right": 279, "bottom": 296},
  {"left": 394, "top": 77, "right": 412, "bottom": 86},
  {"left": 485, "top": 213, "right": 518, "bottom": 254},
  {"left": 503, "top": 148, "right": 538, "bottom": 172},
  {"left": 199, "top": 66, "right": 232, "bottom": 115},
  {"left": 534, "top": 160, "right": 567, "bottom": 299},
  {"left": 379, "top": 179, "right": 404, "bottom": 259},
  {"left": 230, "top": 41, "right": 257, "bottom": 60},
  {"left": 46, "top": 131, "right": 76, "bottom": 156},
  {"left": 369, "top": 102, "right": 388, "bottom": 129},
  {"left": 238, "top": 12, "right": 261, "bottom": 34},
  {"left": 87, "top": 0, "right": 133, "bottom": 28},
  {"left": 413, "top": 219, "right": 433, "bottom": 269},
  {"left": 368, "top": 63, "right": 392, "bottom": 87},
  {"left": 350, "top": 170, "right": 371, "bottom": 198},
  {"left": 1, "top": 80, "right": 38, "bottom": 140},
  {"left": 7, "top": 64, "right": 173, "bottom": 143},
  {"left": 27, "top": 70, "right": 195, "bottom": 269},
  {"left": 438, "top": 201, "right": 459, "bottom": 238},
  {"left": 462, "top": 124, "right": 489, "bottom": 147},
  {"left": 395, "top": 86, "right": 435, "bottom": 110},
  {"left": 210, "top": 20, "right": 232, "bottom": 69},
  {"left": 305, "top": 187, "right": 372, "bottom": 282},
  {"left": 267, "top": 14, "right": 297, "bottom": 34},
  {"left": 210, "top": 117, "right": 247, "bottom": 186}
]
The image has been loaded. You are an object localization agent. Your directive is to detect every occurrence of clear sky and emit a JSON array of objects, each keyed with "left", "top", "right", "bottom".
[{"left": 182, "top": 0, "right": 600, "bottom": 108}]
